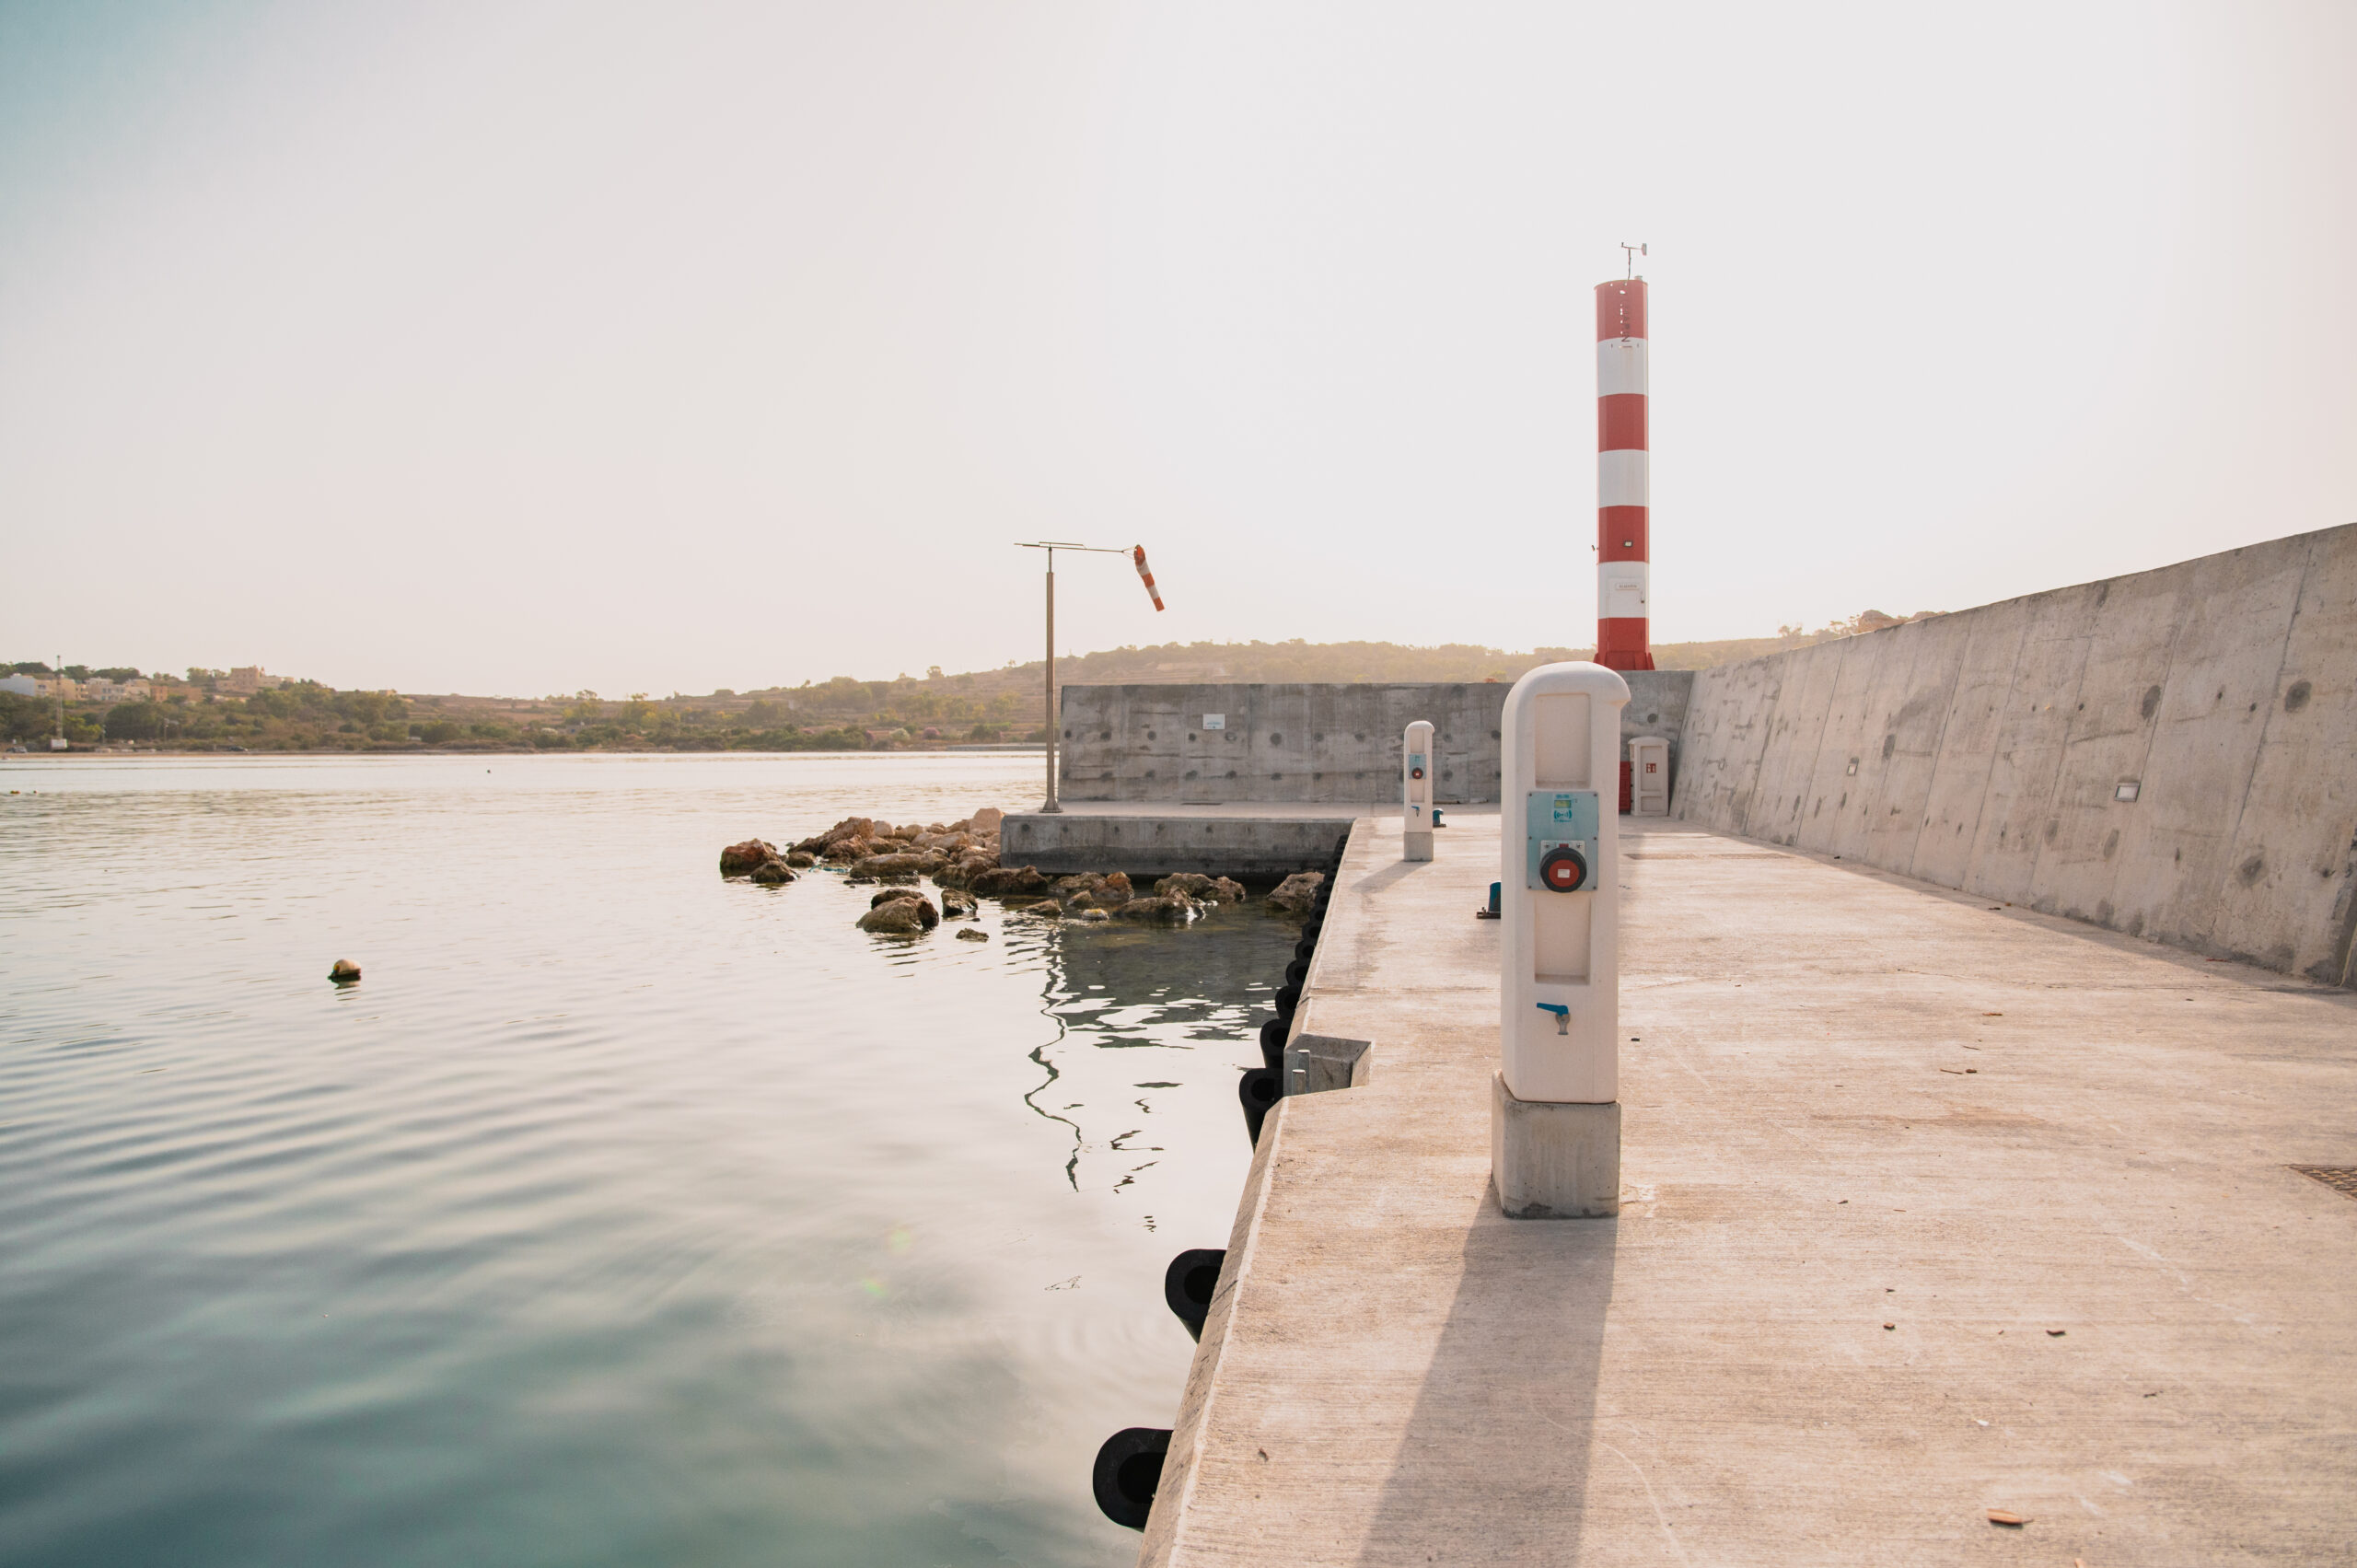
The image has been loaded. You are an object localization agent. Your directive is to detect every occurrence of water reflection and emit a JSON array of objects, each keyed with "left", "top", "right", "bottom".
[
  {"left": 1023, "top": 909, "right": 1292, "bottom": 1202},
  {"left": 0, "top": 755, "right": 1297, "bottom": 1568}
]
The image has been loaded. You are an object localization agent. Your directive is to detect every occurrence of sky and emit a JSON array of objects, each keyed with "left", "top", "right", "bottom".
[{"left": 2, "top": 0, "right": 2352, "bottom": 696}]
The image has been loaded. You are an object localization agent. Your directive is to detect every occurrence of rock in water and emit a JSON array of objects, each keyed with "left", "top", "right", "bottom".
[
  {"left": 1115, "top": 891, "right": 1200, "bottom": 924},
  {"left": 1267, "top": 872, "right": 1326, "bottom": 916},
  {"left": 784, "top": 851, "right": 817, "bottom": 868},
  {"left": 867, "top": 888, "right": 940, "bottom": 926},
  {"left": 719, "top": 839, "right": 779, "bottom": 876},
  {"left": 749, "top": 861, "right": 795, "bottom": 885},
  {"left": 1149, "top": 872, "right": 1245, "bottom": 903},
  {"left": 795, "top": 817, "right": 873, "bottom": 854},
  {"left": 939, "top": 888, "right": 978, "bottom": 918},
  {"left": 856, "top": 891, "right": 938, "bottom": 934},
  {"left": 851, "top": 853, "right": 928, "bottom": 880},
  {"left": 328, "top": 958, "right": 361, "bottom": 982},
  {"left": 955, "top": 927, "right": 990, "bottom": 942},
  {"left": 969, "top": 865, "right": 1049, "bottom": 897},
  {"left": 970, "top": 807, "right": 1004, "bottom": 833}
]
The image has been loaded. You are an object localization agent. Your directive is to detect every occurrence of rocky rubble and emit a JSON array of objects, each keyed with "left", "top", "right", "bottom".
[
  {"left": 726, "top": 807, "right": 1306, "bottom": 937},
  {"left": 719, "top": 838, "right": 797, "bottom": 883},
  {"left": 856, "top": 889, "right": 938, "bottom": 934},
  {"left": 1152, "top": 872, "right": 1249, "bottom": 904},
  {"left": 1267, "top": 871, "right": 1326, "bottom": 917}
]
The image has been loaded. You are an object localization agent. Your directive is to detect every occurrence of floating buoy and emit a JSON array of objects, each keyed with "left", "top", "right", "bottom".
[{"left": 328, "top": 959, "right": 361, "bottom": 983}]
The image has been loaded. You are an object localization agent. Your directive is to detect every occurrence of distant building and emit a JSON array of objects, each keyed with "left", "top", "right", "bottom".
[
  {"left": 0, "top": 675, "right": 37, "bottom": 697},
  {"left": 222, "top": 667, "right": 284, "bottom": 696}
]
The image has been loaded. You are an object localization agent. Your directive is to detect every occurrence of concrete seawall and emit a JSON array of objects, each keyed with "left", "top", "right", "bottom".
[
  {"left": 1000, "top": 810, "right": 1353, "bottom": 876},
  {"left": 1672, "top": 522, "right": 2357, "bottom": 986},
  {"left": 1055, "top": 674, "right": 1691, "bottom": 805}
]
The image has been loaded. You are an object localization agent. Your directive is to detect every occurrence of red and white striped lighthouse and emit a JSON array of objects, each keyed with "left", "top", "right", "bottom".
[{"left": 1595, "top": 275, "right": 1653, "bottom": 671}]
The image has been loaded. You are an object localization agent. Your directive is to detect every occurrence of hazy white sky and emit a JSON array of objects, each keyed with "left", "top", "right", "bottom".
[{"left": 3, "top": 1, "right": 2351, "bottom": 695}]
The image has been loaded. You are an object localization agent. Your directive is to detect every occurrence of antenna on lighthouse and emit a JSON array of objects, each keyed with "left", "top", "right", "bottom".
[{"left": 1620, "top": 241, "right": 1646, "bottom": 280}]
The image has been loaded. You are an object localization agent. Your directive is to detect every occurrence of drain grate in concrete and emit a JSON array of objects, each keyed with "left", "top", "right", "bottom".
[{"left": 2290, "top": 1166, "right": 2357, "bottom": 1200}]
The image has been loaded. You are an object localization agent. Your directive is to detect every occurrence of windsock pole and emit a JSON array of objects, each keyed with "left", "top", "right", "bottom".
[
  {"left": 1016, "top": 540, "right": 1162, "bottom": 815},
  {"left": 1596, "top": 265, "right": 1654, "bottom": 672}
]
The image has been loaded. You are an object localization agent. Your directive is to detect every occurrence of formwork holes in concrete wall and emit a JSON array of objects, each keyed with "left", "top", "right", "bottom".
[{"left": 2285, "top": 680, "right": 2312, "bottom": 712}]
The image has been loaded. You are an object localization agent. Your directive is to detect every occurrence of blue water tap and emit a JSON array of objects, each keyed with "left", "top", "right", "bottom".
[{"left": 1536, "top": 1002, "right": 1570, "bottom": 1035}]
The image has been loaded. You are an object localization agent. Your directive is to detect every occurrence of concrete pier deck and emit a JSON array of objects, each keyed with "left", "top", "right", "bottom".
[{"left": 1144, "top": 814, "right": 2357, "bottom": 1565}]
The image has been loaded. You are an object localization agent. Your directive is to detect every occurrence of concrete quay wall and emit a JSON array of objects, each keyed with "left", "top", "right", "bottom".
[
  {"left": 1055, "top": 673, "right": 1692, "bottom": 806},
  {"left": 1672, "top": 522, "right": 2357, "bottom": 986},
  {"left": 999, "top": 813, "right": 1353, "bottom": 877}
]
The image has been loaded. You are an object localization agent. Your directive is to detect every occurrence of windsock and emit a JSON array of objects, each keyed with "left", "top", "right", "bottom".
[{"left": 1133, "top": 546, "right": 1165, "bottom": 611}]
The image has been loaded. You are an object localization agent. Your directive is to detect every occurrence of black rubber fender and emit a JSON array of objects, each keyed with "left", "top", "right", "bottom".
[
  {"left": 1092, "top": 1427, "right": 1171, "bottom": 1530},
  {"left": 1259, "top": 1016, "right": 1289, "bottom": 1072},
  {"left": 1238, "top": 1066, "right": 1281, "bottom": 1144},
  {"left": 1163, "top": 1248, "right": 1225, "bottom": 1341},
  {"left": 1272, "top": 983, "right": 1300, "bottom": 1022},
  {"left": 1283, "top": 957, "right": 1308, "bottom": 989}
]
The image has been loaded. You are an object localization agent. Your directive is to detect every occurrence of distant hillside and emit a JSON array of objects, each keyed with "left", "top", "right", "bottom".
[
  {"left": 865, "top": 619, "right": 1932, "bottom": 701},
  {"left": 12, "top": 614, "right": 1936, "bottom": 753}
]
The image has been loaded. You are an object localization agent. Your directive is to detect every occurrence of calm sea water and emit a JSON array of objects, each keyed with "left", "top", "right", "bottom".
[{"left": 0, "top": 753, "right": 1292, "bottom": 1568}]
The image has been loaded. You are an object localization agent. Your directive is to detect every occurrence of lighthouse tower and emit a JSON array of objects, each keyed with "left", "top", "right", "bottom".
[{"left": 1595, "top": 275, "right": 1653, "bottom": 671}]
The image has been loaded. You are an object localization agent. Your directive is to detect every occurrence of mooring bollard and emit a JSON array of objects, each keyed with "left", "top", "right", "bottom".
[
  {"left": 1493, "top": 660, "right": 1630, "bottom": 1218},
  {"left": 1402, "top": 720, "right": 1435, "bottom": 861}
]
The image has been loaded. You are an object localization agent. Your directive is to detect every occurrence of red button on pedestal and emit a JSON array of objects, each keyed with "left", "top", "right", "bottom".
[{"left": 1539, "top": 845, "right": 1587, "bottom": 892}]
